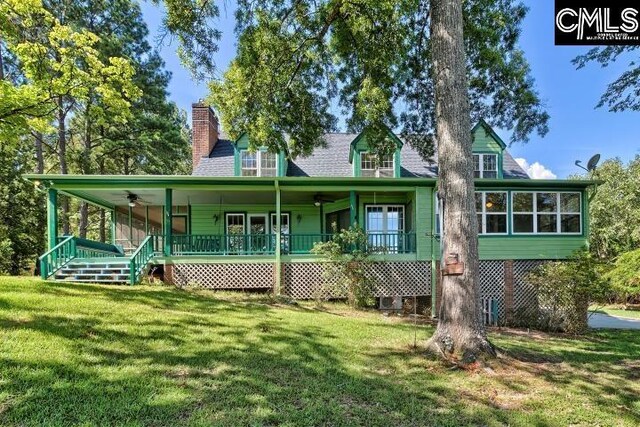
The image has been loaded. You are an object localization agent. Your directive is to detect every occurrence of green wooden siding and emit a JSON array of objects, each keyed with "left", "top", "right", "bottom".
[
  {"left": 191, "top": 204, "right": 321, "bottom": 235},
  {"left": 472, "top": 126, "right": 503, "bottom": 153},
  {"left": 413, "top": 187, "right": 434, "bottom": 259},
  {"left": 478, "top": 236, "right": 587, "bottom": 260}
]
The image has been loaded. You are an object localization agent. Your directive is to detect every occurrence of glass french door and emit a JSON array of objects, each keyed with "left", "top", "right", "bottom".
[
  {"left": 226, "top": 213, "right": 245, "bottom": 254},
  {"left": 248, "top": 214, "right": 268, "bottom": 253},
  {"left": 365, "top": 205, "right": 405, "bottom": 253}
]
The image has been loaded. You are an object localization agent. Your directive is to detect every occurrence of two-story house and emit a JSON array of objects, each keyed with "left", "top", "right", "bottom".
[{"left": 28, "top": 103, "right": 596, "bottom": 323}]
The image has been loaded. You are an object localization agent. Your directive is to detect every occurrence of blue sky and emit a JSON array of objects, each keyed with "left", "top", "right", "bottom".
[{"left": 141, "top": 1, "right": 639, "bottom": 179}]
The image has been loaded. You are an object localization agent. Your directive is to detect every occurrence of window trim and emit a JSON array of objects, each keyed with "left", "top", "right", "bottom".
[
  {"left": 240, "top": 150, "right": 278, "bottom": 177},
  {"left": 269, "top": 212, "right": 291, "bottom": 235},
  {"left": 359, "top": 151, "right": 395, "bottom": 178},
  {"left": 474, "top": 153, "right": 499, "bottom": 179},
  {"left": 511, "top": 191, "right": 582, "bottom": 235},
  {"left": 225, "top": 213, "right": 246, "bottom": 235},
  {"left": 476, "top": 191, "right": 509, "bottom": 235}
]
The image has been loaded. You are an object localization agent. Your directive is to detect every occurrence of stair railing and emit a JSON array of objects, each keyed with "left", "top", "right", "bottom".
[
  {"left": 39, "top": 235, "right": 76, "bottom": 279},
  {"left": 129, "top": 236, "right": 154, "bottom": 285}
]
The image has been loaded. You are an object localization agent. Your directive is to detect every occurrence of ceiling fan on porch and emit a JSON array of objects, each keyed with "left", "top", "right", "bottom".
[
  {"left": 313, "top": 194, "right": 335, "bottom": 207},
  {"left": 109, "top": 191, "right": 151, "bottom": 207}
]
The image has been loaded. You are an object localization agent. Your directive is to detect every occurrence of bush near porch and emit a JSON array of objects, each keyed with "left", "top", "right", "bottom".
[{"left": 0, "top": 277, "right": 639, "bottom": 426}]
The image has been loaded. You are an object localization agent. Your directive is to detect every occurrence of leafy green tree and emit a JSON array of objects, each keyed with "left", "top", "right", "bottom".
[
  {"left": 573, "top": 47, "right": 640, "bottom": 112},
  {"left": 587, "top": 156, "right": 640, "bottom": 259},
  {"left": 527, "top": 251, "right": 609, "bottom": 334},
  {"left": 605, "top": 248, "right": 640, "bottom": 304},
  {"left": 211, "top": 0, "right": 548, "bottom": 157},
  {"left": 54, "top": 0, "right": 190, "bottom": 236},
  {"left": 151, "top": 0, "right": 222, "bottom": 80},
  {"left": 0, "top": 141, "right": 46, "bottom": 274}
]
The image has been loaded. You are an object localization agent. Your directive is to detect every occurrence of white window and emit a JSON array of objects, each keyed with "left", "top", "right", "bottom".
[
  {"left": 476, "top": 192, "right": 508, "bottom": 234},
  {"left": 512, "top": 192, "right": 581, "bottom": 234},
  {"left": 473, "top": 154, "right": 498, "bottom": 178},
  {"left": 360, "top": 152, "right": 394, "bottom": 177},
  {"left": 241, "top": 150, "right": 277, "bottom": 176}
]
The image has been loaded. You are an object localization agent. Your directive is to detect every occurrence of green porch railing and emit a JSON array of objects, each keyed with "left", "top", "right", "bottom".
[
  {"left": 164, "top": 233, "right": 416, "bottom": 255},
  {"left": 40, "top": 236, "right": 76, "bottom": 279},
  {"left": 129, "top": 236, "right": 155, "bottom": 285},
  {"left": 41, "top": 236, "right": 126, "bottom": 279},
  {"left": 285, "top": 234, "right": 333, "bottom": 254},
  {"left": 366, "top": 232, "right": 416, "bottom": 254},
  {"left": 170, "top": 234, "right": 277, "bottom": 255}
]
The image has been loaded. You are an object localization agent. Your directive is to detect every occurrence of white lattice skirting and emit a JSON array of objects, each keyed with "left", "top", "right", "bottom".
[
  {"left": 169, "top": 263, "right": 275, "bottom": 289},
  {"left": 166, "top": 261, "right": 432, "bottom": 298},
  {"left": 513, "top": 260, "right": 546, "bottom": 317},
  {"left": 283, "top": 261, "right": 432, "bottom": 299},
  {"left": 479, "top": 260, "right": 506, "bottom": 320}
]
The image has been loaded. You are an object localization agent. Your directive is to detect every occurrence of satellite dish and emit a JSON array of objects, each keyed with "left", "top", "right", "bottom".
[{"left": 587, "top": 154, "right": 601, "bottom": 171}]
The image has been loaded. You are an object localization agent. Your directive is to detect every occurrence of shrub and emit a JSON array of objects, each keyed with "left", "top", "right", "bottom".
[
  {"left": 604, "top": 248, "right": 640, "bottom": 305},
  {"left": 311, "top": 226, "right": 375, "bottom": 308},
  {"left": 525, "top": 251, "right": 609, "bottom": 334},
  {"left": 0, "top": 226, "right": 14, "bottom": 274}
]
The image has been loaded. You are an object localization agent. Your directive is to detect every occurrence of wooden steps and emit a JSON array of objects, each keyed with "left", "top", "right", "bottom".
[{"left": 54, "top": 259, "right": 131, "bottom": 284}]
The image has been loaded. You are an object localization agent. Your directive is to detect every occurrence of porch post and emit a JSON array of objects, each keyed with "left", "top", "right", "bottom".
[
  {"left": 164, "top": 188, "right": 172, "bottom": 256},
  {"left": 110, "top": 209, "right": 116, "bottom": 245},
  {"left": 349, "top": 190, "right": 358, "bottom": 227},
  {"left": 274, "top": 181, "right": 282, "bottom": 295},
  {"left": 47, "top": 188, "right": 58, "bottom": 250}
]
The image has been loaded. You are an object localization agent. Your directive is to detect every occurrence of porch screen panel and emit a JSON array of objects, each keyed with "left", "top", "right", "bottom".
[{"left": 115, "top": 208, "right": 146, "bottom": 250}]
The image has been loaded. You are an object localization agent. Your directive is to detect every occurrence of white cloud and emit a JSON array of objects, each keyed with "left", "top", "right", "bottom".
[{"left": 515, "top": 158, "right": 557, "bottom": 180}]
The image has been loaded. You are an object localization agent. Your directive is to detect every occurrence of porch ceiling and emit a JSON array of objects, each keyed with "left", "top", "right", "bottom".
[{"left": 58, "top": 189, "right": 371, "bottom": 208}]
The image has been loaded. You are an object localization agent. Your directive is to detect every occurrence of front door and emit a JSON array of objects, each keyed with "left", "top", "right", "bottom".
[{"left": 248, "top": 214, "right": 268, "bottom": 253}]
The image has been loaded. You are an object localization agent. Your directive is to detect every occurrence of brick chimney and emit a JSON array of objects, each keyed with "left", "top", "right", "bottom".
[{"left": 192, "top": 102, "right": 219, "bottom": 172}]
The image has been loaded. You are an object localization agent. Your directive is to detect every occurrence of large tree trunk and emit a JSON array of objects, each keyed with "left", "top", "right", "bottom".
[
  {"left": 34, "top": 132, "right": 44, "bottom": 174},
  {"left": 57, "top": 98, "right": 70, "bottom": 235},
  {"left": 78, "top": 103, "right": 93, "bottom": 239},
  {"left": 98, "top": 160, "right": 106, "bottom": 242},
  {"left": 426, "top": 0, "right": 495, "bottom": 363}
]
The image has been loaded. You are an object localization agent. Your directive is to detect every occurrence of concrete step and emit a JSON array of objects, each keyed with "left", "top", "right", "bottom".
[
  {"left": 66, "top": 263, "right": 129, "bottom": 270},
  {"left": 60, "top": 268, "right": 129, "bottom": 275},
  {"left": 55, "top": 274, "right": 130, "bottom": 282}
]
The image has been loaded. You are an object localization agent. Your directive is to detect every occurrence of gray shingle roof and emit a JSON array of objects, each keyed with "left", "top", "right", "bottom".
[{"left": 192, "top": 133, "right": 529, "bottom": 179}]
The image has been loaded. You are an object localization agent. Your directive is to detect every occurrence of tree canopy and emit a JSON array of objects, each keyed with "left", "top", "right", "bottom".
[
  {"left": 210, "top": 0, "right": 549, "bottom": 159},
  {"left": 573, "top": 47, "right": 640, "bottom": 112}
]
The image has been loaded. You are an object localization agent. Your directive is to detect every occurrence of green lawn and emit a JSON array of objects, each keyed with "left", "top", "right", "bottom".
[
  {"left": 591, "top": 305, "right": 640, "bottom": 319},
  {"left": 1, "top": 277, "right": 639, "bottom": 426}
]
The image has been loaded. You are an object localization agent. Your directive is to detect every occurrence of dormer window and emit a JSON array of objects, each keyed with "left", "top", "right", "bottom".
[
  {"left": 241, "top": 150, "right": 277, "bottom": 177},
  {"left": 361, "top": 152, "right": 394, "bottom": 177},
  {"left": 474, "top": 154, "right": 498, "bottom": 178}
]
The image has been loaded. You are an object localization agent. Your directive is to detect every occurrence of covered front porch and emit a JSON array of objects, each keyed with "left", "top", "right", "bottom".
[{"left": 29, "top": 175, "right": 436, "bottom": 284}]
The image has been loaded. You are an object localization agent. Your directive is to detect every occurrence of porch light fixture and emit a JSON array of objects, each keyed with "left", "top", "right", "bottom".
[
  {"left": 296, "top": 214, "right": 302, "bottom": 224},
  {"left": 127, "top": 194, "right": 138, "bottom": 207},
  {"left": 314, "top": 200, "right": 321, "bottom": 207},
  {"left": 213, "top": 214, "right": 219, "bottom": 224}
]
